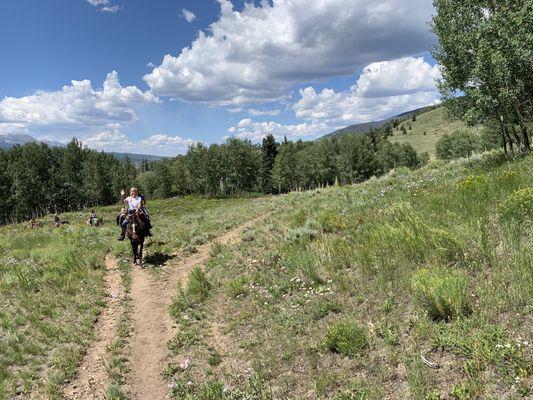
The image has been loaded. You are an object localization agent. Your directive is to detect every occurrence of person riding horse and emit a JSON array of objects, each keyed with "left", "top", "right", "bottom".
[
  {"left": 87, "top": 210, "right": 99, "bottom": 226},
  {"left": 118, "top": 187, "right": 153, "bottom": 241}
]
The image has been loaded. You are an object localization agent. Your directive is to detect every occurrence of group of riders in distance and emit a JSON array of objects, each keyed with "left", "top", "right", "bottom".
[{"left": 29, "top": 187, "right": 153, "bottom": 265}]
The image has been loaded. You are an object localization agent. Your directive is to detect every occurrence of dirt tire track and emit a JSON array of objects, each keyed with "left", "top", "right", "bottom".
[
  {"left": 63, "top": 255, "right": 125, "bottom": 399},
  {"left": 128, "top": 217, "right": 262, "bottom": 400}
]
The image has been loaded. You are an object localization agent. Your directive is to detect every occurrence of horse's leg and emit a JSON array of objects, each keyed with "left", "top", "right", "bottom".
[
  {"left": 131, "top": 241, "right": 137, "bottom": 264},
  {"left": 139, "top": 239, "right": 144, "bottom": 267}
]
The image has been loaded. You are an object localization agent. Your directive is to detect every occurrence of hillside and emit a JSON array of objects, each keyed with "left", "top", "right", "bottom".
[
  {"left": 1, "top": 151, "right": 531, "bottom": 399},
  {"left": 389, "top": 107, "right": 483, "bottom": 155},
  {"left": 323, "top": 105, "right": 438, "bottom": 138}
]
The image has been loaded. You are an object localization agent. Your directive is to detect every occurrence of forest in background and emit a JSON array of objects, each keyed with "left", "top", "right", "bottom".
[{"left": 0, "top": 130, "right": 422, "bottom": 224}]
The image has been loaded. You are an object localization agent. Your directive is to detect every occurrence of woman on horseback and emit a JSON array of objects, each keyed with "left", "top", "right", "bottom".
[{"left": 118, "top": 187, "right": 153, "bottom": 241}]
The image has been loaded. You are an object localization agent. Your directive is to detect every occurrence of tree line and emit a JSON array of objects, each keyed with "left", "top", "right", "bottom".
[
  {"left": 0, "top": 140, "right": 137, "bottom": 224},
  {"left": 136, "top": 133, "right": 423, "bottom": 199}
]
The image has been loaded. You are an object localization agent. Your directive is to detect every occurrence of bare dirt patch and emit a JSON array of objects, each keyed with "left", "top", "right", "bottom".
[{"left": 63, "top": 255, "right": 125, "bottom": 399}]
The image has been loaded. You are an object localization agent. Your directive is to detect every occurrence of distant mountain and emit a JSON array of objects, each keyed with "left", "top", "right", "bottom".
[
  {"left": 110, "top": 152, "right": 167, "bottom": 163},
  {"left": 0, "top": 133, "right": 64, "bottom": 149},
  {"left": 0, "top": 134, "right": 166, "bottom": 163},
  {"left": 322, "top": 105, "right": 439, "bottom": 138}
]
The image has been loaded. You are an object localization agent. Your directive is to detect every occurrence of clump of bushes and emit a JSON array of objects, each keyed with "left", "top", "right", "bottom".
[
  {"left": 500, "top": 188, "right": 533, "bottom": 224},
  {"left": 436, "top": 130, "right": 480, "bottom": 160},
  {"left": 458, "top": 174, "right": 490, "bottom": 200},
  {"left": 410, "top": 268, "right": 471, "bottom": 321},
  {"left": 324, "top": 320, "right": 368, "bottom": 357}
]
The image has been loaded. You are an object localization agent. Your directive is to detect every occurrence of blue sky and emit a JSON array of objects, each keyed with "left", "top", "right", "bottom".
[{"left": 0, "top": 0, "right": 439, "bottom": 156}]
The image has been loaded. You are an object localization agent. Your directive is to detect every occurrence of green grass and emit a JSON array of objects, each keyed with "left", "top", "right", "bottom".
[
  {"left": 390, "top": 107, "right": 483, "bottom": 155},
  {"left": 324, "top": 320, "right": 368, "bottom": 357},
  {"left": 1, "top": 150, "right": 532, "bottom": 399},
  {"left": 0, "top": 193, "right": 276, "bottom": 398},
  {"left": 164, "top": 151, "right": 532, "bottom": 399},
  {"left": 410, "top": 268, "right": 471, "bottom": 321}
]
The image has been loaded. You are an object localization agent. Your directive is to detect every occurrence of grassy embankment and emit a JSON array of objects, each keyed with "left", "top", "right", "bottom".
[
  {"left": 0, "top": 196, "right": 273, "bottom": 399},
  {"left": 390, "top": 107, "right": 483, "bottom": 155},
  {"left": 166, "top": 152, "right": 532, "bottom": 399}
]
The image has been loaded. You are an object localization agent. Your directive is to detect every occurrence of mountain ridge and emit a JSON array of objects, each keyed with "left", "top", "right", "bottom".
[{"left": 322, "top": 105, "right": 439, "bottom": 138}]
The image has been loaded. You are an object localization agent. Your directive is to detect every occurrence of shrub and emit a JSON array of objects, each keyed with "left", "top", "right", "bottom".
[
  {"left": 227, "top": 276, "right": 248, "bottom": 298},
  {"left": 500, "top": 188, "right": 533, "bottom": 224},
  {"left": 324, "top": 320, "right": 368, "bottom": 357},
  {"left": 286, "top": 227, "right": 319, "bottom": 242},
  {"left": 458, "top": 174, "right": 489, "bottom": 200},
  {"left": 436, "top": 130, "right": 480, "bottom": 160},
  {"left": 317, "top": 209, "right": 346, "bottom": 233},
  {"left": 410, "top": 268, "right": 471, "bottom": 321},
  {"left": 172, "top": 267, "right": 212, "bottom": 313}
]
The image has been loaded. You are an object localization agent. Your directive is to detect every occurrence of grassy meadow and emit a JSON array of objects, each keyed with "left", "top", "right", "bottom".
[
  {"left": 390, "top": 107, "right": 483, "bottom": 155},
  {"left": 0, "top": 196, "right": 276, "bottom": 399},
  {"left": 165, "top": 152, "right": 532, "bottom": 399},
  {"left": 0, "top": 151, "right": 531, "bottom": 399}
]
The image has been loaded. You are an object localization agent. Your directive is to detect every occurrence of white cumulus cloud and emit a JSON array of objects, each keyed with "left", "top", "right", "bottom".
[
  {"left": 144, "top": 0, "right": 435, "bottom": 105},
  {"left": 293, "top": 57, "right": 441, "bottom": 125},
  {"left": 0, "top": 71, "right": 158, "bottom": 139},
  {"left": 83, "top": 130, "right": 196, "bottom": 156},
  {"left": 354, "top": 57, "right": 441, "bottom": 98},
  {"left": 181, "top": 9, "right": 197, "bottom": 23},
  {"left": 227, "top": 120, "right": 330, "bottom": 141}
]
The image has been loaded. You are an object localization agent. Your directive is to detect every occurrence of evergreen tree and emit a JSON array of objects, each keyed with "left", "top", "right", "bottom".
[{"left": 260, "top": 134, "right": 278, "bottom": 194}]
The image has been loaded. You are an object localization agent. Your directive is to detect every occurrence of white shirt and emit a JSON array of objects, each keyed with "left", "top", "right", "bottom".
[{"left": 126, "top": 195, "right": 142, "bottom": 211}]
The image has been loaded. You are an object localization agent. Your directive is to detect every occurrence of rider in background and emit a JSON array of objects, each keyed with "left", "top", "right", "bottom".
[
  {"left": 116, "top": 207, "right": 128, "bottom": 227},
  {"left": 118, "top": 187, "right": 153, "bottom": 241},
  {"left": 88, "top": 210, "right": 97, "bottom": 226}
]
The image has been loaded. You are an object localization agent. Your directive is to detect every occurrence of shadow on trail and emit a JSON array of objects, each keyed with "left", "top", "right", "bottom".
[{"left": 143, "top": 251, "right": 175, "bottom": 267}]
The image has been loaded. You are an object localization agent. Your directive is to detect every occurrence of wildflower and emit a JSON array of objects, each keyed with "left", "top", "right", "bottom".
[{"left": 180, "top": 357, "right": 190, "bottom": 370}]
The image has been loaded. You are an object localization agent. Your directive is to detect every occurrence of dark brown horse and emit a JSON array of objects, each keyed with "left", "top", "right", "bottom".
[{"left": 126, "top": 209, "right": 149, "bottom": 265}]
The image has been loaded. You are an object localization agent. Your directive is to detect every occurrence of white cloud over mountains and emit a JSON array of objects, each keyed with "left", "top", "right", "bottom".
[
  {"left": 0, "top": 71, "right": 196, "bottom": 155},
  {"left": 0, "top": 71, "right": 157, "bottom": 138},
  {"left": 144, "top": 0, "right": 435, "bottom": 105},
  {"left": 294, "top": 57, "right": 441, "bottom": 124},
  {"left": 227, "top": 119, "right": 329, "bottom": 141},
  {"left": 82, "top": 129, "right": 196, "bottom": 156},
  {"left": 229, "top": 57, "right": 441, "bottom": 140}
]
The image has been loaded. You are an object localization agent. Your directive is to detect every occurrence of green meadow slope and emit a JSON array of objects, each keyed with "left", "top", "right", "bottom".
[
  {"left": 0, "top": 152, "right": 531, "bottom": 399},
  {"left": 390, "top": 107, "right": 483, "bottom": 155},
  {"left": 165, "top": 152, "right": 532, "bottom": 399}
]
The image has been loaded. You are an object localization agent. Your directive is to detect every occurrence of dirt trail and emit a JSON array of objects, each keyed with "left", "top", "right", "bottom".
[
  {"left": 64, "top": 255, "right": 125, "bottom": 399},
  {"left": 128, "top": 219, "right": 255, "bottom": 400}
]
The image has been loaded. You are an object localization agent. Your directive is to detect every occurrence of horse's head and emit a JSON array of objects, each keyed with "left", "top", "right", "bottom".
[{"left": 127, "top": 211, "right": 146, "bottom": 242}]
